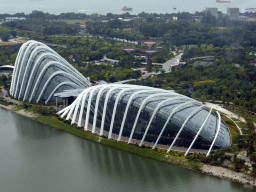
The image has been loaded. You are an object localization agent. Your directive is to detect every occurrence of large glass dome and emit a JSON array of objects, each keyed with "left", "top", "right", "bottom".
[
  {"left": 10, "top": 40, "right": 91, "bottom": 103},
  {"left": 59, "top": 84, "right": 231, "bottom": 155}
]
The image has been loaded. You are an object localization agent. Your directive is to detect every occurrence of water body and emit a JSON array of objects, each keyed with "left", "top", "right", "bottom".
[
  {"left": 0, "top": 107, "right": 255, "bottom": 192},
  {"left": 1, "top": 0, "right": 255, "bottom": 15}
]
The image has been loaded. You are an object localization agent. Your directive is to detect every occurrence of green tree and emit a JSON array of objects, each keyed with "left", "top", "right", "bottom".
[
  {"left": 153, "top": 65, "right": 160, "bottom": 73},
  {"left": 250, "top": 152, "right": 256, "bottom": 163},
  {"left": 246, "top": 117, "right": 255, "bottom": 133},
  {"left": 1, "top": 33, "right": 9, "bottom": 42},
  {"left": 10, "top": 53, "right": 18, "bottom": 63},
  {"left": 201, "top": 96, "right": 207, "bottom": 104},
  {"left": 9, "top": 30, "right": 17, "bottom": 38},
  {"left": 1, "top": 75, "right": 7, "bottom": 87}
]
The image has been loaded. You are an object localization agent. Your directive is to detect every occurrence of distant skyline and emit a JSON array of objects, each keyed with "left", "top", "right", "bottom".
[{"left": 0, "top": 0, "right": 256, "bottom": 15}]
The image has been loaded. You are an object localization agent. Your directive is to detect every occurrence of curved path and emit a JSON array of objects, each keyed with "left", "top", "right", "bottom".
[
  {"left": 205, "top": 102, "right": 256, "bottom": 133},
  {"left": 205, "top": 102, "right": 245, "bottom": 122}
]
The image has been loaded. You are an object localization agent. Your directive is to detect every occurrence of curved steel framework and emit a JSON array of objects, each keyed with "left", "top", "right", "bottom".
[
  {"left": 58, "top": 84, "right": 231, "bottom": 154},
  {"left": 10, "top": 40, "right": 91, "bottom": 103}
]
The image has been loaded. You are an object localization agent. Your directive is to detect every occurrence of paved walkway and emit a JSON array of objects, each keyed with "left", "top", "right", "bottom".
[
  {"left": 226, "top": 152, "right": 250, "bottom": 163},
  {"left": 205, "top": 102, "right": 245, "bottom": 122},
  {"left": 0, "top": 87, "right": 21, "bottom": 105},
  {"left": 205, "top": 102, "right": 256, "bottom": 134},
  {"left": 205, "top": 102, "right": 245, "bottom": 135},
  {"left": 162, "top": 53, "right": 183, "bottom": 72}
]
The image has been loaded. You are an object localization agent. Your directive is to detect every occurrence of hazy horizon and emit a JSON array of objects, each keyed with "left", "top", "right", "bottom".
[{"left": 0, "top": 0, "right": 255, "bottom": 15}]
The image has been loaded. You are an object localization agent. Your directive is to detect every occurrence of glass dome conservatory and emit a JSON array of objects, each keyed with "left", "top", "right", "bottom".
[
  {"left": 10, "top": 40, "right": 91, "bottom": 103},
  {"left": 58, "top": 84, "right": 231, "bottom": 155}
]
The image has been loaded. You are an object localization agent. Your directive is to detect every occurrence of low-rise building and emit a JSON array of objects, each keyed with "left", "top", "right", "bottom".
[
  {"left": 249, "top": 63, "right": 256, "bottom": 67},
  {"left": 5, "top": 17, "right": 26, "bottom": 22},
  {"left": 206, "top": 7, "right": 218, "bottom": 18}
]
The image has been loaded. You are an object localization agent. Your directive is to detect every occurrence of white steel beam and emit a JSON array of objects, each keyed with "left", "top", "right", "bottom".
[
  {"left": 117, "top": 89, "right": 163, "bottom": 141},
  {"left": 206, "top": 111, "right": 221, "bottom": 156},
  {"left": 24, "top": 53, "right": 89, "bottom": 101},
  {"left": 167, "top": 105, "right": 203, "bottom": 153},
  {"left": 185, "top": 108, "right": 212, "bottom": 156},
  {"left": 139, "top": 96, "right": 188, "bottom": 146},
  {"left": 14, "top": 41, "right": 41, "bottom": 98},
  {"left": 128, "top": 92, "right": 177, "bottom": 144},
  {"left": 10, "top": 41, "right": 29, "bottom": 94},
  {"left": 58, "top": 105, "right": 70, "bottom": 115},
  {"left": 34, "top": 71, "right": 84, "bottom": 103},
  {"left": 31, "top": 61, "right": 85, "bottom": 102},
  {"left": 92, "top": 85, "right": 115, "bottom": 133},
  {"left": 152, "top": 101, "right": 198, "bottom": 149},
  {"left": 60, "top": 102, "right": 76, "bottom": 118},
  {"left": 66, "top": 102, "right": 77, "bottom": 120},
  {"left": 11, "top": 41, "right": 35, "bottom": 95},
  {"left": 65, "top": 89, "right": 92, "bottom": 121},
  {"left": 18, "top": 45, "right": 54, "bottom": 99},
  {"left": 108, "top": 87, "right": 145, "bottom": 139},
  {"left": 71, "top": 93, "right": 84, "bottom": 125},
  {"left": 84, "top": 86, "right": 104, "bottom": 131},
  {"left": 78, "top": 88, "right": 91, "bottom": 128},
  {"left": 99, "top": 85, "right": 128, "bottom": 136}
]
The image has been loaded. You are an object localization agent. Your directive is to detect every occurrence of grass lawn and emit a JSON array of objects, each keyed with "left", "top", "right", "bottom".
[
  {"left": 235, "top": 122, "right": 246, "bottom": 128},
  {"left": 229, "top": 128, "right": 238, "bottom": 140},
  {"left": 24, "top": 108, "right": 37, "bottom": 113},
  {"left": 0, "top": 41, "right": 17, "bottom": 45},
  {"left": 11, "top": 105, "right": 23, "bottom": 111}
]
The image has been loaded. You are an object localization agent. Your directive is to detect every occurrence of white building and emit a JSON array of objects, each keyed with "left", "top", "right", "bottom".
[
  {"left": 237, "top": 16, "right": 249, "bottom": 21},
  {"left": 5, "top": 17, "right": 26, "bottom": 22}
]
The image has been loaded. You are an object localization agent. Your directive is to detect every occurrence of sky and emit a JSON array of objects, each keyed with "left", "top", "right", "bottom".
[{"left": 0, "top": 0, "right": 256, "bottom": 15}]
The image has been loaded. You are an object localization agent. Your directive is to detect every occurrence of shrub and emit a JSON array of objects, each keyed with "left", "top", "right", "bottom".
[
  {"left": 189, "top": 162, "right": 201, "bottom": 171},
  {"left": 23, "top": 102, "right": 31, "bottom": 109},
  {"left": 251, "top": 164, "right": 256, "bottom": 177},
  {"left": 209, "top": 160, "right": 221, "bottom": 166},
  {"left": 0, "top": 98, "right": 10, "bottom": 106},
  {"left": 233, "top": 154, "right": 246, "bottom": 172},
  {"left": 31, "top": 105, "right": 53, "bottom": 116}
]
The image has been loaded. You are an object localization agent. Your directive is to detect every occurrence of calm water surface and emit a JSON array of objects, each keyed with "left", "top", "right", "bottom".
[
  {"left": 0, "top": 107, "right": 255, "bottom": 192},
  {"left": 0, "top": 0, "right": 254, "bottom": 15}
]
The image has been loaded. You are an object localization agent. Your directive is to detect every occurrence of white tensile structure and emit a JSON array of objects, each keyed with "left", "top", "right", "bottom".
[
  {"left": 10, "top": 40, "right": 91, "bottom": 103},
  {"left": 58, "top": 84, "right": 231, "bottom": 155}
]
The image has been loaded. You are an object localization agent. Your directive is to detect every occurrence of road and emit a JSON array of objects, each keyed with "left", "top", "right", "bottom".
[
  {"left": 162, "top": 53, "right": 183, "bottom": 72},
  {"left": 141, "top": 54, "right": 183, "bottom": 78}
]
